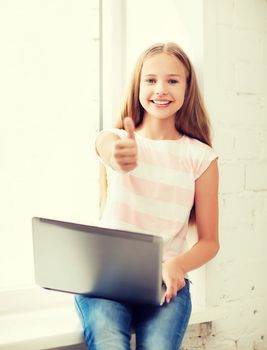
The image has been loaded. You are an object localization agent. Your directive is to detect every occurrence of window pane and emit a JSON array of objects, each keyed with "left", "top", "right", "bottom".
[{"left": 0, "top": 0, "right": 100, "bottom": 289}]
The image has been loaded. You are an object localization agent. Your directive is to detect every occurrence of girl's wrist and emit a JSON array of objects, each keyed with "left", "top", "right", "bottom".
[{"left": 171, "top": 256, "right": 187, "bottom": 275}]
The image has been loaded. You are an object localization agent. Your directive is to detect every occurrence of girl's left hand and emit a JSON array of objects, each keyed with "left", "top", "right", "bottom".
[{"left": 161, "top": 257, "right": 186, "bottom": 304}]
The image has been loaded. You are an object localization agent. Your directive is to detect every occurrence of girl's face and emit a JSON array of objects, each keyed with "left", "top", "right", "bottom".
[{"left": 139, "top": 53, "right": 187, "bottom": 122}]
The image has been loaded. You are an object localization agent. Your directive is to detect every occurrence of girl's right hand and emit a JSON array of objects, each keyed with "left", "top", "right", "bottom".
[
  {"left": 161, "top": 257, "right": 186, "bottom": 304},
  {"left": 110, "top": 117, "right": 138, "bottom": 172}
]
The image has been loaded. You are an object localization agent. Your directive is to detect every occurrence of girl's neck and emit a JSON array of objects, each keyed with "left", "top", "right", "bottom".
[{"left": 136, "top": 115, "right": 182, "bottom": 141}]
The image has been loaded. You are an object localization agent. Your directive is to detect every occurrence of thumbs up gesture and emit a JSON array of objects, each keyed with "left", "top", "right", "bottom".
[{"left": 110, "top": 117, "right": 138, "bottom": 172}]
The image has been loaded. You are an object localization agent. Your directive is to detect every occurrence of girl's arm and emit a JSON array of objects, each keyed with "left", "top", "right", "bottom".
[
  {"left": 162, "top": 159, "right": 219, "bottom": 303},
  {"left": 96, "top": 131, "right": 120, "bottom": 166}
]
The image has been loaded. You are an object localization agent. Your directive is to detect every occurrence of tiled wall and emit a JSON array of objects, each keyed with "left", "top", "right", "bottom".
[{"left": 183, "top": 1, "right": 267, "bottom": 349}]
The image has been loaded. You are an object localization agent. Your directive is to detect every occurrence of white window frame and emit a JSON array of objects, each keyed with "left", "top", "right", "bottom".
[
  {"left": 101, "top": 0, "right": 127, "bottom": 129},
  {"left": 0, "top": 0, "right": 217, "bottom": 313}
]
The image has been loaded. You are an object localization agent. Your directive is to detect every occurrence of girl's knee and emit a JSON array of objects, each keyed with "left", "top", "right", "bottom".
[
  {"left": 137, "top": 333, "right": 177, "bottom": 350},
  {"left": 75, "top": 297, "right": 132, "bottom": 350},
  {"left": 84, "top": 323, "right": 131, "bottom": 350}
]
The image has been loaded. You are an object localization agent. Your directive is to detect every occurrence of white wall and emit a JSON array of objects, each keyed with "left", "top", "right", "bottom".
[
  {"left": 0, "top": 0, "right": 100, "bottom": 291},
  {"left": 182, "top": 0, "right": 267, "bottom": 349}
]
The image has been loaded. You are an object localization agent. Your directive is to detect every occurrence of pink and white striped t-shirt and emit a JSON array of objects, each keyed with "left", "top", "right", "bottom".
[{"left": 100, "top": 129, "right": 218, "bottom": 261}]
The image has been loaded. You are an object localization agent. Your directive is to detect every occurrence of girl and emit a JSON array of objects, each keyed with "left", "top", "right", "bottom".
[{"left": 75, "top": 42, "right": 219, "bottom": 350}]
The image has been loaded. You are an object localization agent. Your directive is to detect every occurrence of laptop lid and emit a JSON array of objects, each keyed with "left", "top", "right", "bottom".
[{"left": 32, "top": 217, "right": 163, "bottom": 305}]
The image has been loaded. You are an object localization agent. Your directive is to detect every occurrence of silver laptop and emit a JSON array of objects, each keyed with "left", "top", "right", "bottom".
[{"left": 32, "top": 217, "right": 163, "bottom": 305}]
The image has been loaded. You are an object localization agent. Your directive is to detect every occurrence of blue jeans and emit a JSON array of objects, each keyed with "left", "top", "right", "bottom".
[{"left": 74, "top": 279, "right": 191, "bottom": 350}]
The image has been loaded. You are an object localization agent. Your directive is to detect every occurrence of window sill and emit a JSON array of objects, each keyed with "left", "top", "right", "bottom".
[{"left": 0, "top": 288, "right": 225, "bottom": 350}]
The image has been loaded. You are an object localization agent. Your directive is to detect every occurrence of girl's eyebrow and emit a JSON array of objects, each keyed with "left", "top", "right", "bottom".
[
  {"left": 167, "top": 74, "right": 182, "bottom": 77},
  {"left": 143, "top": 73, "right": 182, "bottom": 77}
]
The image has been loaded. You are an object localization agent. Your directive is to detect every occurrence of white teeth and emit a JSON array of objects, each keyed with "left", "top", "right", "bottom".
[{"left": 153, "top": 100, "right": 170, "bottom": 105}]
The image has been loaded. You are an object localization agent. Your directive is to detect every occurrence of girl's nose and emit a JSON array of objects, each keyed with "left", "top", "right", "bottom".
[{"left": 155, "top": 82, "right": 167, "bottom": 95}]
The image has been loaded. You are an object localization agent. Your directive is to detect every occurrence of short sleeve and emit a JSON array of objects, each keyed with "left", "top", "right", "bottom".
[{"left": 190, "top": 140, "right": 218, "bottom": 180}]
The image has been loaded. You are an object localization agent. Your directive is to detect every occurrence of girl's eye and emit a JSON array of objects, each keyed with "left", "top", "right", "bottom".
[
  {"left": 168, "top": 79, "right": 178, "bottom": 84},
  {"left": 145, "top": 79, "right": 156, "bottom": 84}
]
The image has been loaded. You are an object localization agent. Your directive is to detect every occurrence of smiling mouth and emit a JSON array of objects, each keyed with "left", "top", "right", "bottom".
[{"left": 152, "top": 100, "right": 172, "bottom": 105}]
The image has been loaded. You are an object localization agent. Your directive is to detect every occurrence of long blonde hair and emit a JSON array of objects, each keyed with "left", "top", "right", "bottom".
[{"left": 99, "top": 42, "right": 212, "bottom": 221}]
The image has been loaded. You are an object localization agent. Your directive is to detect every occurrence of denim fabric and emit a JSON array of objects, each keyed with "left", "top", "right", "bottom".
[{"left": 75, "top": 279, "right": 191, "bottom": 350}]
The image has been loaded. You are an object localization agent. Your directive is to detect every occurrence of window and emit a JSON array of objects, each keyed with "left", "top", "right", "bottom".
[
  {"left": 0, "top": 0, "right": 208, "bottom": 312},
  {"left": 0, "top": 0, "right": 100, "bottom": 295}
]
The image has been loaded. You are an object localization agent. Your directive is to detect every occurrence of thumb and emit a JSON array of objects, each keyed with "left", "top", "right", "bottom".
[
  {"left": 162, "top": 275, "right": 174, "bottom": 304},
  {"left": 124, "top": 117, "right": 135, "bottom": 140}
]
